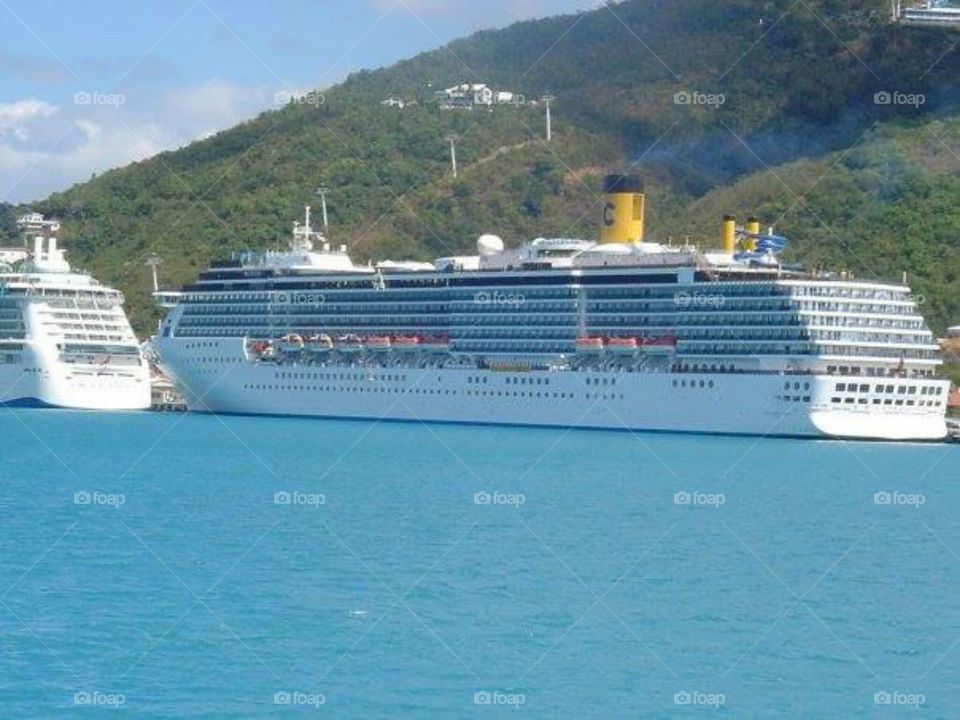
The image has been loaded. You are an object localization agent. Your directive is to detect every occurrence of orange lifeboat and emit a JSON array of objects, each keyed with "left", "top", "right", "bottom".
[
  {"left": 606, "top": 337, "right": 639, "bottom": 354},
  {"left": 365, "top": 335, "right": 392, "bottom": 351},
  {"left": 575, "top": 336, "right": 605, "bottom": 353},
  {"left": 640, "top": 335, "right": 677, "bottom": 353},
  {"left": 393, "top": 336, "right": 422, "bottom": 351}
]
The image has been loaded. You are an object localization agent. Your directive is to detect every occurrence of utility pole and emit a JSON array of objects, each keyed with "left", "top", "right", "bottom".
[
  {"left": 446, "top": 134, "right": 459, "bottom": 178},
  {"left": 315, "top": 186, "right": 329, "bottom": 233},
  {"left": 145, "top": 255, "right": 161, "bottom": 292},
  {"left": 541, "top": 94, "right": 555, "bottom": 142}
]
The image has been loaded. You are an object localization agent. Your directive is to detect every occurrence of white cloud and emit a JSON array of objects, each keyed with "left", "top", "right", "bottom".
[{"left": 0, "top": 81, "right": 279, "bottom": 203}]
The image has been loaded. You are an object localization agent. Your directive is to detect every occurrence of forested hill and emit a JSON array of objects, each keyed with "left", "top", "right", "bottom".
[{"left": 17, "top": 0, "right": 960, "bottom": 334}]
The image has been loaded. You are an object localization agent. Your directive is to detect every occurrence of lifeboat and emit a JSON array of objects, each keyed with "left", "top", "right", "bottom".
[
  {"left": 277, "top": 334, "right": 305, "bottom": 353},
  {"left": 338, "top": 334, "right": 364, "bottom": 352},
  {"left": 393, "top": 336, "right": 422, "bottom": 351},
  {"left": 606, "top": 337, "right": 639, "bottom": 354},
  {"left": 365, "top": 335, "right": 392, "bottom": 351},
  {"left": 640, "top": 335, "right": 677, "bottom": 353},
  {"left": 575, "top": 336, "right": 605, "bottom": 353},
  {"left": 420, "top": 335, "right": 451, "bottom": 352},
  {"left": 247, "top": 340, "right": 275, "bottom": 361},
  {"left": 307, "top": 334, "right": 334, "bottom": 353}
]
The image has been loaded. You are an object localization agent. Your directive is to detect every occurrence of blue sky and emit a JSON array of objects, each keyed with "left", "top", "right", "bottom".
[{"left": 0, "top": 0, "right": 594, "bottom": 202}]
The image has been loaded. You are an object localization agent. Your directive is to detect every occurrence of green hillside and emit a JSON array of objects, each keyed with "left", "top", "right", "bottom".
[{"left": 16, "top": 0, "right": 960, "bottom": 337}]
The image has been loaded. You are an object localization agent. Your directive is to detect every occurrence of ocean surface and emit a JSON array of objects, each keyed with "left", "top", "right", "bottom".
[{"left": 0, "top": 409, "right": 958, "bottom": 718}]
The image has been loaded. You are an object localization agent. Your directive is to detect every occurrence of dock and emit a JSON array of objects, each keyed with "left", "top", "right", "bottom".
[{"left": 150, "top": 372, "right": 187, "bottom": 412}]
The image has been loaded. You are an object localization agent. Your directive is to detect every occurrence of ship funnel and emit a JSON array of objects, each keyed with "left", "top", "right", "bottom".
[
  {"left": 34, "top": 236, "right": 43, "bottom": 260},
  {"left": 722, "top": 215, "right": 736, "bottom": 254},
  {"left": 745, "top": 217, "right": 761, "bottom": 251},
  {"left": 601, "top": 174, "right": 644, "bottom": 243}
]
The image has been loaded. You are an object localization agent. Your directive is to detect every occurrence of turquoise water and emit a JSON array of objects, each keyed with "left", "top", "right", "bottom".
[{"left": 1, "top": 410, "right": 959, "bottom": 718}]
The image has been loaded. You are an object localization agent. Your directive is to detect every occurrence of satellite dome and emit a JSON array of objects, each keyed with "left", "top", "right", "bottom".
[{"left": 477, "top": 234, "right": 504, "bottom": 255}]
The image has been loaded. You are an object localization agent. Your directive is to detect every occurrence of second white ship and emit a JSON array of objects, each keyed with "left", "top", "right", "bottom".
[{"left": 0, "top": 215, "right": 151, "bottom": 410}]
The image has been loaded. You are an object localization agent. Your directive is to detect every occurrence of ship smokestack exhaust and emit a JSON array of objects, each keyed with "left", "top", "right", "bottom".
[
  {"left": 722, "top": 215, "right": 736, "bottom": 254},
  {"left": 745, "top": 217, "right": 761, "bottom": 251},
  {"left": 601, "top": 174, "right": 644, "bottom": 244}
]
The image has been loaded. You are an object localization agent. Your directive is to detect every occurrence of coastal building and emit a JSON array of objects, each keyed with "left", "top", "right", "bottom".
[
  {"left": 16, "top": 212, "right": 60, "bottom": 236},
  {"left": 436, "top": 84, "right": 521, "bottom": 110},
  {"left": 894, "top": 1, "right": 960, "bottom": 25}
]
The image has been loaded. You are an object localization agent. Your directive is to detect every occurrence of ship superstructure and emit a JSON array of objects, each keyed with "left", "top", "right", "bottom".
[
  {"left": 0, "top": 219, "right": 150, "bottom": 410},
  {"left": 154, "top": 177, "right": 949, "bottom": 440}
]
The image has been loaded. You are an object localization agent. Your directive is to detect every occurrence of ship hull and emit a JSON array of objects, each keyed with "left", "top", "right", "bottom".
[
  {"left": 0, "top": 346, "right": 151, "bottom": 411},
  {"left": 156, "top": 338, "right": 949, "bottom": 441}
]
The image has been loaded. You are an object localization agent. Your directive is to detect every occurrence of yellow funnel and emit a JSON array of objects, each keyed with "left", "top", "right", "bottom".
[
  {"left": 745, "top": 217, "right": 760, "bottom": 251},
  {"left": 601, "top": 174, "right": 645, "bottom": 243},
  {"left": 722, "top": 215, "right": 736, "bottom": 254}
]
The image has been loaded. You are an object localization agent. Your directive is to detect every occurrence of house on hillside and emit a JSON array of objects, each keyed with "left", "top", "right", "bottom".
[
  {"left": 435, "top": 84, "right": 525, "bottom": 110},
  {"left": 381, "top": 97, "right": 407, "bottom": 109},
  {"left": 16, "top": 212, "right": 60, "bottom": 236},
  {"left": 894, "top": 0, "right": 960, "bottom": 25},
  {"left": 436, "top": 83, "right": 496, "bottom": 110}
]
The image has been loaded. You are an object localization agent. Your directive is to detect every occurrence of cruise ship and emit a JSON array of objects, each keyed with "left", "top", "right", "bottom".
[
  {"left": 0, "top": 219, "right": 151, "bottom": 410},
  {"left": 154, "top": 176, "right": 950, "bottom": 440}
]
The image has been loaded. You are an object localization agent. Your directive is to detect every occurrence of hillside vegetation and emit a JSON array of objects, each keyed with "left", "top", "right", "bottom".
[{"left": 13, "top": 0, "right": 960, "bottom": 337}]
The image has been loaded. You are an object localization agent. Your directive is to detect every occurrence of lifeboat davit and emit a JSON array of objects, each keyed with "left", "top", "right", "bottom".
[
  {"left": 308, "top": 334, "right": 334, "bottom": 353},
  {"left": 278, "top": 334, "right": 305, "bottom": 353},
  {"left": 365, "top": 335, "right": 392, "bottom": 351},
  {"left": 606, "top": 337, "right": 639, "bottom": 354},
  {"left": 393, "top": 336, "right": 422, "bottom": 351},
  {"left": 575, "top": 336, "right": 605, "bottom": 353}
]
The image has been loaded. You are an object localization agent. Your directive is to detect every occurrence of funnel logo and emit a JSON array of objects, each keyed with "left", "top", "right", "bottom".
[{"left": 603, "top": 202, "right": 616, "bottom": 227}]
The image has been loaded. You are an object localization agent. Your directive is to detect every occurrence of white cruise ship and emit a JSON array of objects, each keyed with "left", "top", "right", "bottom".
[
  {"left": 154, "top": 176, "right": 950, "bottom": 440},
  {"left": 0, "top": 222, "right": 151, "bottom": 410}
]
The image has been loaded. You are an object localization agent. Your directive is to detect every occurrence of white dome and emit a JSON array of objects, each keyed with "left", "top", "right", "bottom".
[{"left": 477, "top": 234, "right": 504, "bottom": 255}]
